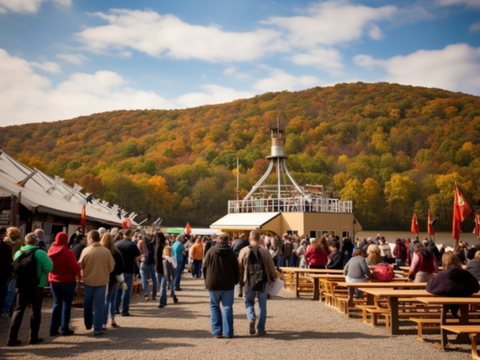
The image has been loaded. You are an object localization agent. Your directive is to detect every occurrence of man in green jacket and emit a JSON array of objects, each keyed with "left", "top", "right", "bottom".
[{"left": 7, "top": 232, "right": 53, "bottom": 346}]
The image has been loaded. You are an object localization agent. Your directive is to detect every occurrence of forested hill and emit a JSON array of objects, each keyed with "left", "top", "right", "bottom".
[{"left": 1, "top": 82, "right": 480, "bottom": 230}]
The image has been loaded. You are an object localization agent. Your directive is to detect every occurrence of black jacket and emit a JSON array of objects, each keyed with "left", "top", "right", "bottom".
[
  {"left": 202, "top": 243, "right": 239, "bottom": 291},
  {"left": 0, "top": 240, "right": 12, "bottom": 284},
  {"left": 426, "top": 268, "right": 479, "bottom": 296},
  {"left": 326, "top": 251, "right": 344, "bottom": 270}
]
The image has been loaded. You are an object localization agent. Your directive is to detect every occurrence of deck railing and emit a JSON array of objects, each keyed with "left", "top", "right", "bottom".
[{"left": 227, "top": 197, "right": 352, "bottom": 214}]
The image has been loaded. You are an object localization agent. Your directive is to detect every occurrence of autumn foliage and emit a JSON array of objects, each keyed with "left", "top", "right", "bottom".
[{"left": 1, "top": 82, "right": 479, "bottom": 229}]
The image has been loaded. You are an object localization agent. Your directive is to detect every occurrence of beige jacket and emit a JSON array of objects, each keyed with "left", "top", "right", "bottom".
[
  {"left": 79, "top": 243, "right": 115, "bottom": 286},
  {"left": 238, "top": 244, "right": 277, "bottom": 287}
]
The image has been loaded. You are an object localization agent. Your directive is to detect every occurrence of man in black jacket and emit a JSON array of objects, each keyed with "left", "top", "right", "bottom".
[
  {"left": 202, "top": 233, "right": 239, "bottom": 339},
  {"left": 231, "top": 233, "right": 249, "bottom": 297},
  {"left": 0, "top": 228, "right": 12, "bottom": 319}
]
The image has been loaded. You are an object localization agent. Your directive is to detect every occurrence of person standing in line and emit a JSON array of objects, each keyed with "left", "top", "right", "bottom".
[
  {"left": 78, "top": 230, "right": 114, "bottom": 335},
  {"left": 47, "top": 232, "right": 81, "bottom": 336},
  {"left": 34, "top": 229, "right": 48, "bottom": 252},
  {"left": 153, "top": 232, "right": 166, "bottom": 308},
  {"left": 283, "top": 233, "right": 293, "bottom": 267},
  {"left": 304, "top": 238, "right": 329, "bottom": 269},
  {"left": 190, "top": 236, "right": 204, "bottom": 279},
  {"left": 2, "top": 227, "right": 22, "bottom": 319},
  {"left": 238, "top": 230, "right": 277, "bottom": 336},
  {"left": 202, "top": 233, "right": 239, "bottom": 338},
  {"left": 115, "top": 229, "right": 141, "bottom": 316},
  {"left": 393, "top": 237, "right": 407, "bottom": 267},
  {"left": 7, "top": 232, "right": 53, "bottom": 346},
  {"left": 231, "top": 233, "right": 250, "bottom": 297},
  {"left": 0, "top": 228, "right": 12, "bottom": 320},
  {"left": 162, "top": 245, "right": 178, "bottom": 306},
  {"left": 71, "top": 234, "right": 87, "bottom": 261},
  {"left": 172, "top": 235, "right": 186, "bottom": 291},
  {"left": 69, "top": 227, "right": 83, "bottom": 248},
  {"left": 100, "top": 232, "right": 124, "bottom": 329},
  {"left": 138, "top": 234, "right": 158, "bottom": 301}
]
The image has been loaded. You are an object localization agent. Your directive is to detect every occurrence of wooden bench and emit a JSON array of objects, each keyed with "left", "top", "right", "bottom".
[
  {"left": 441, "top": 325, "right": 480, "bottom": 359},
  {"left": 131, "top": 279, "right": 143, "bottom": 295}
]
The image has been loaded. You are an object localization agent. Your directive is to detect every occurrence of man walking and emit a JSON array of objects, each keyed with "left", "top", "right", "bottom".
[
  {"left": 79, "top": 230, "right": 114, "bottom": 335},
  {"left": 171, "top": 235, "right": 186, "bottom": 291},
  {"left": 115, "top": 229, "right": 141, "bottom": 316},
  {"left": 7, "top": 232, "right": 53, "bottom": 346},
  {"left": 202, "top": 233, "right": 239, "bottom": 339},
  {"left": 238, "top": 230, "right": 277, "bottom": 336}
]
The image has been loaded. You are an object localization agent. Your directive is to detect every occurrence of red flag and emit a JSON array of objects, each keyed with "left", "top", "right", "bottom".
[
  {"left": 452, "top": 185, "right": 472, "bottom": 240},
  {"left": 122, "top": 219, "right": 132, "bottom": 229},
  {"left": 411, "top": 213, "right": 419, "bottom": 234},
  {"left": 80, "top": 205, "right": 86, "bottom": 233},
  {"left": 427, "top": 209, "right": 434, "bottom": 236},
  {"left": 185, "top": 222, "right": 192, "bottom": 234},
  {"left": 474, "top": 214, "right": 480, "bottom": 237}
]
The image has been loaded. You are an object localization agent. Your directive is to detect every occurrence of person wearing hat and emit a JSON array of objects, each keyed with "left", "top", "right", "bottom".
[{"left": 0, "top": 228, "right": 12, "bottom": 320}]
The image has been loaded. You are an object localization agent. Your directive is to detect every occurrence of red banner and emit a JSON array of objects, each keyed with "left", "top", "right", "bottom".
[
  {"left": 80, "top": 205, "right": 86, "bottom": 233},
  {"left": 185, "top": 222, "right": 192, "bottom": 234},
  {"left": 411, "top": 213, "right": 419, "bottom": 234},
  {"left": 452, "top": 185, "right": 472, "bottom": 240},
  {"left": 427, "top": 209, "right": 434, "bottom": 236},
  {"left": 474, "top": 214, "right": 480, "bottom": 237}
]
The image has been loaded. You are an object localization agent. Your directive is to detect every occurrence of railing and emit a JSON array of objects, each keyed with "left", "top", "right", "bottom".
[{"left": 228, "top": 197, "right": 353, "bottom": 214}]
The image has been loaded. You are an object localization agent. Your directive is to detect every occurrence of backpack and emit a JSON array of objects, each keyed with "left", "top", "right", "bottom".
[
  {"left": 372, "top": 262, "right": 394, "bottom": 282},
  {"left": 13, "top": 249, "right": 39, "bottom": 292},
  {"left": 247, "top": 245, "right": 268, "bottom": 292}
]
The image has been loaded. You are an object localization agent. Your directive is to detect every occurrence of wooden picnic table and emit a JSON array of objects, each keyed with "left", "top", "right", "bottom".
[
  {"left": 357, "top": 288, "right": 463, "bottom": 335},
  {"left": 279, "top": 267, "right": 344, "bottom": 298},
  {"left": 308, "top": 274, "right": 346, "bottom": 300},
  {"left": 336, "top": 281, "right": 426, "bottom": 289},
  {"left": 416, "top": 296, "right": 480, "bottom": 350}
]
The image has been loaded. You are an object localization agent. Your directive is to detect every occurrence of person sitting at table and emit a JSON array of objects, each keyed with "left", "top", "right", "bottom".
[
  {"left": 326, "top": 241, "right": 343, "bottom": 270},
  {"left": 465, "top": 251, "right": 480, "bottom": 281},
  {"left": 344, "top": 248, "right": 374, "bottom": 307},
  {"left": 366, "top": 245, "right": 382, "bottom": 266},
  {"left": 426, "top": 252, "right": 479, "bottom": 317},
  {"left": 304, "top": 238, "right": 328, "bottom": 269},
  {"left": 409, "top": 243, "right": 438, "bottom": 282}
]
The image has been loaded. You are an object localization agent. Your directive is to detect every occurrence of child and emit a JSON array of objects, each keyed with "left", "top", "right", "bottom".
[{"left": 163, "top": 246, "right": 178, "bottom": 306}]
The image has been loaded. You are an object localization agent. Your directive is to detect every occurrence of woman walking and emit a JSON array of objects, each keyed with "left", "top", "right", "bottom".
[
  {"left": 47, "top": 232, "right": 81, "bottom": 336},
  {"left": 101, "top": 232, "right": 125, "bottom": 329}
]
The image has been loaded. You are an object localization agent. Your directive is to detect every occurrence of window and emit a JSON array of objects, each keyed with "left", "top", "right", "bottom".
[
  {"left": 342, "top": 231, "right": 350, "bottom": 238},
  {"left": 287, "top": 230, "right": 298, "bottom": 236}
]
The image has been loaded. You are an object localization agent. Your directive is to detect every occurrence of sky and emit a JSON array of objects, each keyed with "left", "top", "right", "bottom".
[{"left": 1, "top": 0, "right": 480, "bottom": 126}]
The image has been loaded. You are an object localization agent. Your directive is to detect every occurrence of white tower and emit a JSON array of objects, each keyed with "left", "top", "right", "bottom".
[{"left": 243, "top": 119, "right": 305, "bottom": 201}]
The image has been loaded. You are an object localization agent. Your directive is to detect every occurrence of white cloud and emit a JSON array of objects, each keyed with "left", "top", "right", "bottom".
[
  {"left": 29, "top": 61, "right": 61, "bottom": 73},
  {"left": 0, "top": 0, "right": 45, "bottom": 13},
  {"left": 354, "top": 43, "right": 480, "bottom": 95},
  {"left": 436, "top": 0, "right": 480, "bottom": 8},
  {"left": 253, "top": 68, "right": 320, "bottom": 93},
  {"left": 56, "top": 53, "right": 90, "bottom": 65},
  {"left": 176, "top": 84, "right": 254, "bottom": 108},
  {"left": 470, "top": 21, "right": 480, "bottom": 32},
  {"left": 75, "top": 9, "right": 281, "bottom": 62},
  {"left": 262, "top": 0, "right": 397, "bottom": 47},
  {"left": 289, "top": 47, "right": 343, "bottom": 71},
  {"left": 0, "top": 0, "right": 70, "bottom": 13},
  {"left": 223, "top": 67, "right": 251, "bottom": 80},
  {"left": 0, "top": 49, "right": 175, "bottom": 126}
]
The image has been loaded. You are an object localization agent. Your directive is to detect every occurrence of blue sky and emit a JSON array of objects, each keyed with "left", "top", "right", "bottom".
[{"left": 1, "top": 0, "right": 479, "bottom": 126}]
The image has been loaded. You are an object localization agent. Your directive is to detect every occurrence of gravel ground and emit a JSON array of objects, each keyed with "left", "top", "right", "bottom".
[{"left": 0, "top": 275, "right": 474, "bottom": 360}]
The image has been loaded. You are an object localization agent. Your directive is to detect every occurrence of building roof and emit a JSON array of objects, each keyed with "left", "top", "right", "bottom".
[
  {"left": 0, "top": 150, "right": 132, "bottom": 226},
  {"left": 210, "top": 212, "right": 281, "bottom": 230}
]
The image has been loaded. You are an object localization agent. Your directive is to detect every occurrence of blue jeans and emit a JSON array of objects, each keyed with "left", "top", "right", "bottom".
[
  {"left": 2, "top": 279, "right": 15, "bottom": 314},
  {"left": 83, "top": 284, "right": 107, "bottom": 333},
  {"left": 174, "top": 262, "right": 183, "bottom": 290},
  {"left": 104, "top": 282, "right": 119, "bottom": 325},
  {"left": 396, "top": 259, "right": 406, "bottom": 267},
  {"left": 116, "top": 272, "right": 134, "bottom": 315},
  {"left": 208, "top": 289, "right": 234, "bottom": 338},
  {"left": 156, "top": 273, "right": 169, "bottom": 307},
  {"left": 245, "top": 283, "right": 268, "bottom": 333},
  {"left": 276, "top": 255, "right": 284, "bottom": 269},
  {"left": 192, "top": 260, "right": 202, "bottom": 278},
  {"left": 50, "top": 282, "right": 76, "bottom": 334},
  {"left": 140, "top": 263, "right": 157, "bottom": 298}
]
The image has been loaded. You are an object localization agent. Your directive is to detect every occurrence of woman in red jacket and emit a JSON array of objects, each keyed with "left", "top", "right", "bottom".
[
  {"left": 304, "top": 238, "right": 328, "bottom": 269},
  {"left": 48, "top": 232, "right": 81, "bottom": 336}
]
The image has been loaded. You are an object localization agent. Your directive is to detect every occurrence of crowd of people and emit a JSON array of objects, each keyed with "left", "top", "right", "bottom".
[{"left": 1, "top": 225, "right": 480, "bottom": 345}]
